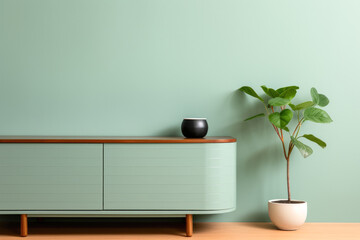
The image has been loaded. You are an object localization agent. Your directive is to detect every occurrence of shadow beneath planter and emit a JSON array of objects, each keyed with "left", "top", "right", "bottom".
[{"left": 240, "top": 222, "right": 278, "bottom": 230}]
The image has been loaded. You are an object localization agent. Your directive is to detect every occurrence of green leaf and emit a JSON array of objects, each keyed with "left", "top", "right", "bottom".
[
  {"left": 268, "top": 97, "right": 291, "bottom": 106},
  {"left": 239, "top": 86, "right": 264, "bottom": 102},
  {"left": 292, "top": 101, "right": 315, "bottom": 110},
  {"left": 244, "top": 113, "right": 265, "bottom": 121},
  {"left": 268, "top": 109, "right": 293, "bottom": 131},
  {"left": 279, "top": 88, "right": 297, "bottom": 100},
  {"left": 276, "top": 86, "right": 299, "bottom": 95},
  {"left": 311, "top": 88, "right": 330, "bottom": 107},
  {"left": 280, "top": 109, "right": 293, "bottom": 127},
  {"left": 304, "top": 107, "right": 333, "bottom": 123},
  {"left": 261, "top": 85, "right": 279, "bottom": 98},
  {"left": 311, "top": 87, "right": 319, "bottom": 105},
  {"left": 288, "top": 104, "right": 297, "bottom": 111},
  {"left": 291, "top": 136, "right": 313, "bottom": 158},
  {"left": 301, "top": 134, "right": 327, "bottom": 148},
  {"left": 318, "top": 94, "right": 329, "bottom": 107}
]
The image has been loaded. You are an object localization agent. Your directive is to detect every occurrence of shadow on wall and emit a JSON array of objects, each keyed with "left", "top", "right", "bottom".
[
  {"left": 215, "top": 89, "right": 268, "bottom": 136},
  {"left": 155, "top": 126, "right": 182, "bottom": 137},
  {"left": 198, "top": 90, "right": 285, "bottom": 222}
]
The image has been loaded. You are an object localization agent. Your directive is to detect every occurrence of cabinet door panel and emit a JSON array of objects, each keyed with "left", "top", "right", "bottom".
[
  {"left": 0, "top": 144, "right": 103, "bottom": 210},
  {"left": 104, "top": 143, "right": 236, "bottom": 210}
]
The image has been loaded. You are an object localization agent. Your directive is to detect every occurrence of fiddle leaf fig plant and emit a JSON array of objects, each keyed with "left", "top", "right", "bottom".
[{"left": 239, "top": 85, "right": 332, "bottom": 202}]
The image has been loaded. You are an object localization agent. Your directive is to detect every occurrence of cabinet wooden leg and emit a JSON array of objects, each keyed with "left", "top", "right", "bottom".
[
  {"left": 186, "top": 214, "right": 193, "bottom": 237},
  {"left": 20, "top": 214, "right": 28, "bottom": 237}
]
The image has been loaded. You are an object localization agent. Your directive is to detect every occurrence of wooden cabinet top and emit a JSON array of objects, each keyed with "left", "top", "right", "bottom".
[{"left": 0, "top": 136, "right": 236, "bottom": 143}]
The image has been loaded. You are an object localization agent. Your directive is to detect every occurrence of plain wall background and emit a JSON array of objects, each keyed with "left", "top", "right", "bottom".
[{"left": 1, "top": 0, "right": 359, "bottom": 222}]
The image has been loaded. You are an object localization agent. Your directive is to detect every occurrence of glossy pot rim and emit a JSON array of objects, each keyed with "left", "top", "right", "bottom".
[
  {"left": 183, "top": 118, "right": 207, "bottom": 120},
  {"left": 268, "top": 199, "right": 307, "bottom": 205}
]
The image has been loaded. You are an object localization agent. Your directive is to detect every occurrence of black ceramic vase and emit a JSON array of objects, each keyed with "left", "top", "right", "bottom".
[{"left": 181, "top": 118, "right": 208, "bottom": 138}]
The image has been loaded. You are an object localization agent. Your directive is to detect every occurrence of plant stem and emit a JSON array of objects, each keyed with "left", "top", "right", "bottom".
[
  {"left": 295, "top": 118, "right": 304, "bottom": 138},
  {"left": 267, "top": 103, "right": 291, "bottom": 202},
  {"left": 262, "top": 103, "right": 270, "bottom": 115},
  {"left": 288, "top": 142, "right": 293, "bottom": 157},
  {"left": 292, "top": 117, "right": 304, "bottom": 136},
  {"left": 263, "top": 103, "right": 283, "bottom": 141},
  {"left": 281, "top": 140, "right": 287, "bottom": 159},
  {"left": 271, "top": 124, "right": 282, "bottom": 140},
  {"left": 297, "top": 111, "right": 300, "bottom": 122},
  {"left": 286, "top": 157, "right": 291, "bottom": 202},
  {"left": 289, "top": 143, "right": 295, "bottom": 156},
  {"left": 286, "top": 116, "right": 305, "bottom": 202}
]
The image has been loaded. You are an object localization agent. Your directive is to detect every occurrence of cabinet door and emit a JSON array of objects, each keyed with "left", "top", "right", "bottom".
[
  {"left": 0, "top": 144, "right": 103, "bottom": 210},
  {"left": 104, "top": 143, "right": 236, "bottom": 210}
]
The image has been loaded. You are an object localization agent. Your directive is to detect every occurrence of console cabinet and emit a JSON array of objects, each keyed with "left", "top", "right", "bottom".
[{"left": 0, "top": 136, "right": 236, "bottom": 237}]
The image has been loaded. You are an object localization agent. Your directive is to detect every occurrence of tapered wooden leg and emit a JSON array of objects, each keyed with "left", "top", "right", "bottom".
[
  {"left": 20, "top": 214, "right": 28, "bottom": 237},
  {"left": 186, "top": 214, "right": 193, "bottom": 237}
]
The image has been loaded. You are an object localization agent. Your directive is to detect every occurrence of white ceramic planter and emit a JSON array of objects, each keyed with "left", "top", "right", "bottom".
[{"left": 268, "top": 199, "right": 307, "bottom": 230}]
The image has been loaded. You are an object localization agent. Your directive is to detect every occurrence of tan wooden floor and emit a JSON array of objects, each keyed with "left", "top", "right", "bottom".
[{"left": 0, "top": 221, "right": 359, "bottom": 240}]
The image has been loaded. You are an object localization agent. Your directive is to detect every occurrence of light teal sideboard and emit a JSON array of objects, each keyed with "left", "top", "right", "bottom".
[{"left": 0, "top": 136, "right": 236, "bottom": 237}]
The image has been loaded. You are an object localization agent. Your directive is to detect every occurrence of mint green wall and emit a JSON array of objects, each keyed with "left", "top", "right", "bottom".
[{"left": 0, "top": 0, "right": 359, "bottom": 222}]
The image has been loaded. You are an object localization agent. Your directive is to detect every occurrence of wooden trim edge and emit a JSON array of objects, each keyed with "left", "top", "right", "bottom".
[{"left": 0, "top": 137, "right": 236, "bottom": 144}]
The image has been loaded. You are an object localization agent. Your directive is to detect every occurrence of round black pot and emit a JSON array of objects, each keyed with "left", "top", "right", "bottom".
[{"left": 181, "top": 118, "right": 208, "bottom": 138}]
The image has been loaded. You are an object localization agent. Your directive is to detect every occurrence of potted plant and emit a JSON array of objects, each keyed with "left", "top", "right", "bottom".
[{"left": 239, "top": 85, "right": 332, "bottom": 230}]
